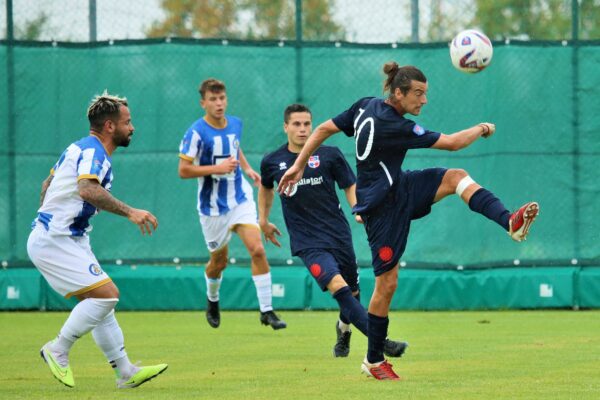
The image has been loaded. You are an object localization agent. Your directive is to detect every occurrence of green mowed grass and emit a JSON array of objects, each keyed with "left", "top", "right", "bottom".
[{"left": 2, "top": 310, "right": 600, "bottom": 399}]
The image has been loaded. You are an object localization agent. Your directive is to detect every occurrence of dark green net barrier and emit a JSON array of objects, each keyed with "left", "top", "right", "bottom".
[{"left": 1, "top": 40, "right": 599, "bottom": 268}]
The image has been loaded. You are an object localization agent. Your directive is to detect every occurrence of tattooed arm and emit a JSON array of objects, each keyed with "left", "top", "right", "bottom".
[
  {"left": 78, "top": 179, "right": 158, "bottom": 235},
  {"left": 39, "top": 175, "right": 54, "bottom": 206}
]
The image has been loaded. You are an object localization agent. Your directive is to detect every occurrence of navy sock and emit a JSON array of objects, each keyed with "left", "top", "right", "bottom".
[
  {"left": 339, "top": 291, "right": 360, "bottom": 325},
  {"left": 468, "top": 188, "right": 510, "bottom": 231},
  {"left": 333, "top": 286, "right": 368, "bottom": 336},
  {"left": 367, "top": 313, "right": 389, "bottom": 364}
]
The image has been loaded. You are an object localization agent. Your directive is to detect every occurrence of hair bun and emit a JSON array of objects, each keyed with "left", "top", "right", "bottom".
[{"left": 383, "top": 61, "right": 400, "bottom": 76}]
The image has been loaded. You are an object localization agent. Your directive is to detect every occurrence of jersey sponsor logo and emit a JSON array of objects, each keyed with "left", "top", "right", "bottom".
[
  {"left": 283, "top": 176, "right": 324, "bottom": 197},
  {"left": 88, "top": 263, "right": 104, "bottom": 276},
  {"left": 279, "top": 162, "right": 287, "bottom": 170},
  {"left": 308, "top": 155, "right": 320, "bottom": 168},
  {"left": 413, "top": 124, "right": 425, "bottom": 136}
]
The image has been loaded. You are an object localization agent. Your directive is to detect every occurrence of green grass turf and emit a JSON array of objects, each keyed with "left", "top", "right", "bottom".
[{"left": 2, "top": 310, "right": 600, "bottom": 399}]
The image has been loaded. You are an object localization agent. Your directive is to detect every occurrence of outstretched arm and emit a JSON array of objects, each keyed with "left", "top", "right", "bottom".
[
  {"left": 78, "top": 179, "right": 158, "bottom": 235},
  {"left": 39, "top": 175, "right": 54, "bottom": 206},
  {"left": 257, "top": 185, "right": 282, "bottom": 247},
  {"left": 277, "top": 119, "right": 340, "bottom": 195},
  {"left": 431, "top": 122, "right": 495, "bottom": 151}
]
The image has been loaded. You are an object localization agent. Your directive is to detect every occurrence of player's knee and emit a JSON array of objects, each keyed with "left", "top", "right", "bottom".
[
  {"left": 376, "top": 276, "right": 397, "bottom": 297},
  {"left": 248, "top": 244, "right": 266, "bottom": 260},
  {"left": 449, "top": 168, "right": 468, "bottom": 184},
  {"left": 384, "top": 279, "right": 398, "bottom": 295},
  {"left": 443, "top": 169, "right": 467, "bottom": 191},
  {"left": 212, "top": 258, "right": 228, "bottom": 271}
]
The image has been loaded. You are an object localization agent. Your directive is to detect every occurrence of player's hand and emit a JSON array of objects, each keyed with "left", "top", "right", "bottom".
[
  {"left": 214, "top": 156, "right": 239, "bottom": 174},
  {"left": 127, "top": 208, "right": 158, "bottom": 235},
  {"left": 479, "top": 122, "right": 495, "bottom": 138},
  {"left": 277, "top": 165, "right": 304, "bottom": 196},
  {"left": 244, "top": 168, "right": 261, "bottom": 186},
  {"left": 355, "top": 214, "right": 364, "bottom": 224},
  {"left": 260, "top": 222, "right": 282, "bottom": 247}
]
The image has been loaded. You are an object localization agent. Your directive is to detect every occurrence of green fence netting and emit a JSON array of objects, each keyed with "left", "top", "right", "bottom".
[{"left": 1, "top": 40, "right": 599, "bottom": 267}]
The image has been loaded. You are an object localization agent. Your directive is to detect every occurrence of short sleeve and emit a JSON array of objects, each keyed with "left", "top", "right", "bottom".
[
  {"left": 260, "top": 155, "right": 275, "bottom": 189},
  {"left": 331, "top": 97, "right": 375, "bottom": 138},
  {"left": 384, "top": 119, "right": 441, "bottom": 149},
  {"left": 77, "top": 148, "right": 109, "bottom": 183},
  {"left": 331, "top": 148, "right": 356, "bottom": 189},
  {"left": 179, "top": 128, "right": 201, "bottom": 161}
]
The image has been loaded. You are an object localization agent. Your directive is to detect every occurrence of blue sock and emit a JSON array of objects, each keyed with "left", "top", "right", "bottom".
[
  {"left": 367, "top": 313, "right": 389, "bottom": 364},
  {"left": 333, "top": 287, "right": 368, "bottom": 336},
  {"left": 468, "top": 188, "right": 510, "bottom": 231},
  {"left": 338, "top": 291, "right": 360, "bottom": 325}
]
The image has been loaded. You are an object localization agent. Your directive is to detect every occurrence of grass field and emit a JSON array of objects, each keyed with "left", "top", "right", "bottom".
[{"left": 2, "top": 310, "right": 600, "bottom": 399}]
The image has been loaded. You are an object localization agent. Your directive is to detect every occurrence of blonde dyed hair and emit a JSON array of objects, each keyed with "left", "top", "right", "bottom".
[{"left": 87, "top": 90, "right": 129, "bottom": 131}]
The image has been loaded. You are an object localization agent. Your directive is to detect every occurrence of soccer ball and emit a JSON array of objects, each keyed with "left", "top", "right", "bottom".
[{"left": 450, "top": 29, "right": 493, "bottom": 73}]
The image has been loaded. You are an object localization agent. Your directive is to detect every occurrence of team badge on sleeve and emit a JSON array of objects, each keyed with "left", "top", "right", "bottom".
[
  {"left": 413, "top": 124, "right": 425, "bottom": 136},
  {"left": 308, "top": 156, "right": 320, "bottom": 168}
]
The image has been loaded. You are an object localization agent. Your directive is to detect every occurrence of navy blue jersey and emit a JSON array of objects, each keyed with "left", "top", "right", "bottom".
[
  {"left": 332, "top": 97, "right": 441, "bottom": 213},
  {"left": 261, "top": 144, "right": 356, "bottom": 255}
]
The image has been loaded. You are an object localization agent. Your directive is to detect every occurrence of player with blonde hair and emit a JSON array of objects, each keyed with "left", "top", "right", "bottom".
[{"left": 28, "top": 91, "right": 168, "bottom": 388}]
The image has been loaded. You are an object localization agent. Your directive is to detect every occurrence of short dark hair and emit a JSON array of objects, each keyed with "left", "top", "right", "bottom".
[
  {"left": 283, "top": 103, "right": 312, "bottom": 123},
  {"left": 382, "top": 61, "right": 427, "bottom": 96},
  {"left": 87, "top": 91, "right": 128, "bottom": 132},
  {"left": 199, "top": 78, "right": 226, "bottom": 99}
]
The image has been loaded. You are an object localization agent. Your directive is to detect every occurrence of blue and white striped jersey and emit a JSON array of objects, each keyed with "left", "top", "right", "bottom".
[
  {"left": 33, "top": 135, "right": 113, "bottom": 236},
  {"left": 179, "top": 116, "right": 253, "bottom": 216}
]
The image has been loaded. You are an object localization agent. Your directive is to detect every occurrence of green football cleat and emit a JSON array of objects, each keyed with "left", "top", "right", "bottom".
[
  {"left": 117, "top": 364, "right": 168, "bottom": 389},
  {"left": 40, "top": 342, "right": 74, "bottom": 388}
]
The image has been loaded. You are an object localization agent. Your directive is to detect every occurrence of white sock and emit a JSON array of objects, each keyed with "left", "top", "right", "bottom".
[
  {"left": 52, "top": 298, "right": 119, "bottom": 355},
  {"left": 252, "top": 272, "right": 273, "bottom": 312},
  {"left": 205, "top": 272, "right": 222, "bottom": 302},
  {"left": 338, "top": 320, "right": 351, "bottom": 333},
  {"left": 91, "top": 310, "right": 138, "bottom": 379}
]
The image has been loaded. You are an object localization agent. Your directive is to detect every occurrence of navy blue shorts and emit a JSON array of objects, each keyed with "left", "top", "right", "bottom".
[
  {"left": 361, "top": 168, "right": 447, "bottom": 276},
  {"left": 297, "top": 247, "right": 359, "bottom": 292}
]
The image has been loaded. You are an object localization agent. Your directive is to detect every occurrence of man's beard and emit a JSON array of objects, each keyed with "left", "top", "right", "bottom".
[{"left": 114, "top": 132, "right": 131, "bottom": 147}]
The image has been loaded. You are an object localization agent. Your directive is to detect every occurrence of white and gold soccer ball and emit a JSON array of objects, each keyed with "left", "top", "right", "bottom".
[{"left": 450, "top": 29, "right": 493, "bottom": 73}]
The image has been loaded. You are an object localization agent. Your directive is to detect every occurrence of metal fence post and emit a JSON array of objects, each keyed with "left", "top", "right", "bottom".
[
  {"left": 89, "top": 0, "right": 97, "bottom": 42},
  {"left": 411, "top": 0, "right": 419, "bottom": 43},
  {"left": 295, "top": 0, "right": 303, "bottom": 103},
  {"left": 571, "top": 0, "right": 580, "bottom": 259},
  {"left": 6, "top": 0, "right": 16, "bottom": 263}
]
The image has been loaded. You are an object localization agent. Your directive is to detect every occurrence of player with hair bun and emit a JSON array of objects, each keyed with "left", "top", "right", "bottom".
[
  {"left": 277, "top": 62, "right": 539, "bottom": 380},
  {"left": 259, "top": 103, "right": 407, "bottom": 359}
]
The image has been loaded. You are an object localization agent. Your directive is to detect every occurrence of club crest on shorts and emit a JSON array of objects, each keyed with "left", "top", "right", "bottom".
[
  {"left": 208, "top": 241, "right": 219, "bottom": 250},
  {"left": 88, "top": 263, "right": 104, "bottom": 276},
  {"left": 308, "top": 155, "right": 320, "bottom": 168},
  {"left": 279, "top": 162, "right": 287, "bottom": 170}
]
